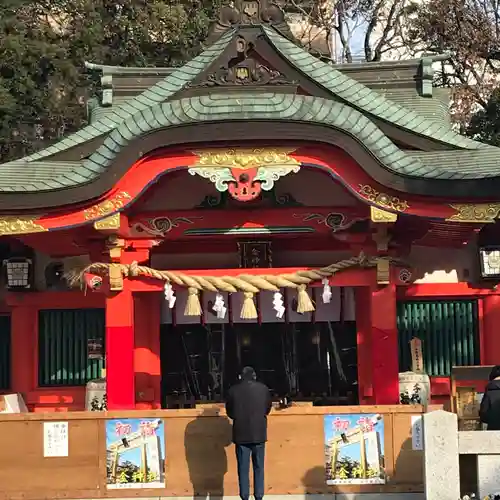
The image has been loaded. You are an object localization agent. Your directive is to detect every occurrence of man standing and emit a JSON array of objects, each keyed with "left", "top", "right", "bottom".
[
  {"left": 226, "top": 366, "right": 272, "bottom": 500},
  {"left": 480, "top": 365, "right": 500, "bottom": 430}
]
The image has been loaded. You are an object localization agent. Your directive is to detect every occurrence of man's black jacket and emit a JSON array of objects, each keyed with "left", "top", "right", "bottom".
[
  {"left": 480, "top": 379, "right": 500, "bottom": 430},
  {"left": 226, "top": 379, "right": 272, "bottom": 444}
]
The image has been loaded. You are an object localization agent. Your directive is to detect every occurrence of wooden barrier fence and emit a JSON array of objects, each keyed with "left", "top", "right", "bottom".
[{"left": 0, "top": 405, "right": 433, "bottom": 499}]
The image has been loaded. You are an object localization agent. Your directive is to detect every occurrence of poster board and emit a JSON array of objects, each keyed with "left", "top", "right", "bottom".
[
  {"left": 451, "top": 366, "right": 491, "bottom": 431},
  {"left": 455, "top": 387, "right": 482, "bottom": 430},
  {"left": 324, "top": 413, "right": 385, "bottom": 485},
  {"left": 106, "top": 418, "right": 166, "bottom": 489}
]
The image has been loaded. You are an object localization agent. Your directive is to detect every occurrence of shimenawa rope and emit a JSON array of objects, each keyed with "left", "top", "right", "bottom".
[{"left": 66, "top": 253, "right": 387, "bottom": 319}]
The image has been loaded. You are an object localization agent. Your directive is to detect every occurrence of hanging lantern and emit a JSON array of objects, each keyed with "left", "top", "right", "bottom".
[
  {"left": 479, "top": 246, "right": 500, "bottom": 278},
  {"left": 3, "top": 257, "right": 33, "bottom": 290}
]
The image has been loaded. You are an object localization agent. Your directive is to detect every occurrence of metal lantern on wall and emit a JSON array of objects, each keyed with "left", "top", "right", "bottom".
[
  {"left": 479, "top": 246, "right": 500, "bottom": 278},
  {"left": 3, "top": 257, "right": 33, "bottom": 290}
]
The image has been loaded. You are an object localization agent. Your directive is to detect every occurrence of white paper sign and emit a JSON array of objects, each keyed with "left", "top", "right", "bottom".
[
  {"left": 411, "top": 415, "right": 423, "bottom": 451},
  {"left": 44, "top": 421, "right": 69, "bottom": 457}
]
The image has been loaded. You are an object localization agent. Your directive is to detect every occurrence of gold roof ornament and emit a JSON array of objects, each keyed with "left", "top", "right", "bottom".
[
  {"left": 192, "top": 148, "right": 300, "bottom": 169},
  {"left": 93, "top": 213, "right": 121, "bottom": 231},
  {"left": 370, "top": 206, "right": 398, "bottom": 223},
  {"left": 0, "top": 216, "right": 47, "bottom": 235},
  {"left": 84, "top": 192, "right": 131, "bottom": 220},
  {"left": 359, "top": 185, "right": 409, "bottom": 212},
  {"left": 447, "top": 203, "right": 500, "bottom": 223}
]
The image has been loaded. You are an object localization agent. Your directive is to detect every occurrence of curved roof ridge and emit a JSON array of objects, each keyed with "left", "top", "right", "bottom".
[
  {"left": 262, "top": 26, "right": 483, "bottom": 151},
  {"left": 84, "top": 62, "right": 175, "bottom": 75},
  {"left": 331, "top": 53, "right": 451, "bottom": 70},
  {"left": 83, "top": 92, "right": 493, "bottom": 181},
  {"left": 1, "top": 93, "right": 500, "bottom": 195},
  {"left": 15, "top": 29, "right": 236, "bottom": 165}
]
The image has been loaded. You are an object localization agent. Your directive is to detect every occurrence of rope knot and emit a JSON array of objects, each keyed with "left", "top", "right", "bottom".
[
  {"left": 358, "top": 251, "right": 367, "bottom": 266},
  {"left": 188, "top": 287, "right": 199, "bottom": 296},
  {"left": 244, "top": 291, "right": 254, "bottom": 299},
  {"left": 128, "top": 261, "right": 139, "bottom": 277}
]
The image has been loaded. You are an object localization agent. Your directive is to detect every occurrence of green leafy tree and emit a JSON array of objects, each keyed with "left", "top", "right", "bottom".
[
  {"left": 466, "top": 88, "right": 500, "bottom": 146},
  {"left": 0, "top": 0, "right": 219, "bottom": 162}
]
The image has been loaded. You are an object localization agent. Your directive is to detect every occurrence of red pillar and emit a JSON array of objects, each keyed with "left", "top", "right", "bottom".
[
  {"left": 371, "top": 285, "right": 400, "bottom": 404},
  {"left": 482, "top": 295, "right": 500, "bottom": 365},
  {"left": 355, "top": 287, "right": 374, "bottom": 404},
  {"left": 134, "top": 293, "right": 161, "bottom": 409},
  {"left": 106, "top": 291, "right": 135, "bottom": 409},
  {"left": 10, "top": 306, "right": 37, "bottom": 398}
]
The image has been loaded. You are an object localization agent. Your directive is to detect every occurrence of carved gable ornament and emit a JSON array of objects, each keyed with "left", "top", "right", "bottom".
[
  {"left": 189, "top": 148, "right": 300, "bottom": 202},
  {"left": 206, "top": 0, "right": 295, "bottom": 44},
  {"left": 195, "top": 34, "right": 292, "bottom": 88}
]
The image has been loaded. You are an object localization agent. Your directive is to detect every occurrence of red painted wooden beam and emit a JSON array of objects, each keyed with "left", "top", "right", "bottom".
[
  {"left": 128, "top": 207, "right": 369, "bottom": 240},
  {"left": 123, "top": 267, "right": 378, "bottom": 292},
  {"left": 8, "top": 143, "right": 491, "bottom": 233}
]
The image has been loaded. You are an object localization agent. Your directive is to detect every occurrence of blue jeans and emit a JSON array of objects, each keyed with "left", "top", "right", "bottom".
[{"left": 235, "top": 443, "right": 265, "bottom": 500}]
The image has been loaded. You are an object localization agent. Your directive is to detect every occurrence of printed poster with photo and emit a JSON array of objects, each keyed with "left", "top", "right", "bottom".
[
  {"left": 324, "top": 413, "right": 385, "bottom": 485},
  {"left": 106, "top": 418, "right": 166, "bottom": 489}
]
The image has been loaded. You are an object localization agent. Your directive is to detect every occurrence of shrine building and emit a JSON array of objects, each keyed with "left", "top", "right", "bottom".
[{"left": 0, "top": 2, "right": 500, "bottom": 411}]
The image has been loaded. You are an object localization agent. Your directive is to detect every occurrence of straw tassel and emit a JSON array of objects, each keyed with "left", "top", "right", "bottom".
[
  {"left": 296, "top": 284, "right": 315, "bottom": 314},
  {"left": 240, "top": 292, "right": 258, "bottom": 319},
  {"left": 184, "top": 287, "right": 202, "bottom": 316}
]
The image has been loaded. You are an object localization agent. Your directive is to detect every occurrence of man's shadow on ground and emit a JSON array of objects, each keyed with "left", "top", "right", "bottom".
[{"left": 185, "top": 408, "right": 232, "bottom": 500}]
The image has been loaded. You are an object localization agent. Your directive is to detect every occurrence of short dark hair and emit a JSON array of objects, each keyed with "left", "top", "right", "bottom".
[
  {"left": 489, "top": 365, "right": 500, "bottom": 381},
  {"left": 241, "top": 366, "right": 256, "bottom": 381}
]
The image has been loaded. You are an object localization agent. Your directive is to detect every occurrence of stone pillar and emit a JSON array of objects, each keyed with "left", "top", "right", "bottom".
[
  {"left": 106, "top": 290, "right": 135, "bottom": 409},
  {"left": 423, "top": 410, "right": 460, "bottom": 500}
]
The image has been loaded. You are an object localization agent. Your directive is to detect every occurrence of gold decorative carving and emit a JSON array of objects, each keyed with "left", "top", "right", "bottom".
[
  {"left": 370, "top": 206, "right": 398, "bottom": 223},
  {"left": 0, "top": 216, "right": 47, "bottom": 235},
  {"left": 109, "top": 263, "right": 124, "bottom": 291},
  {"left": 359, "top": 185, "right": 409, "bottom": 212},
  {"left": 376, "top": 258, "right": 390, "bottom": 285},
  {"left": 192, "top": 148, "right": 300, "bottom": 169},
  {"left": 84, "top": 192, "right": 131, "bottom": 221},
  {"left": 447, "top": 203, "right": 500, "bottom": 223},
  {"left": 93, "top": 213, "right": 121, "bottom": 231}
]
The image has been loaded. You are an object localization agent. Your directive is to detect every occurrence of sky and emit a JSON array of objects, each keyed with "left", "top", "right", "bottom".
[{"left": 324, "top": 414, "right": 384, "bottom": 463}]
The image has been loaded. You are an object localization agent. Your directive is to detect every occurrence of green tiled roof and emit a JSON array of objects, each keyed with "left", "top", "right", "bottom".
[
  {"left": 263, "top": 26, "right": 482, "bottom": 150},
  {"left": 19, "top": 29, "right": 235, "bottom": 163},
  {"left": 4, "top": 93, "right": 500, "bottom": 193},
  {"left": 2, "top": 24, "right": 500, "bottom": 195},
  {"left": 84, "top": 93, "right": 500, "bottom": 182},
  {"left": 378, "top": 88, "right": 451, "bottom": 127},
  {"left": 0, "top": 161, "right": 88, "bottom": 191}
]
